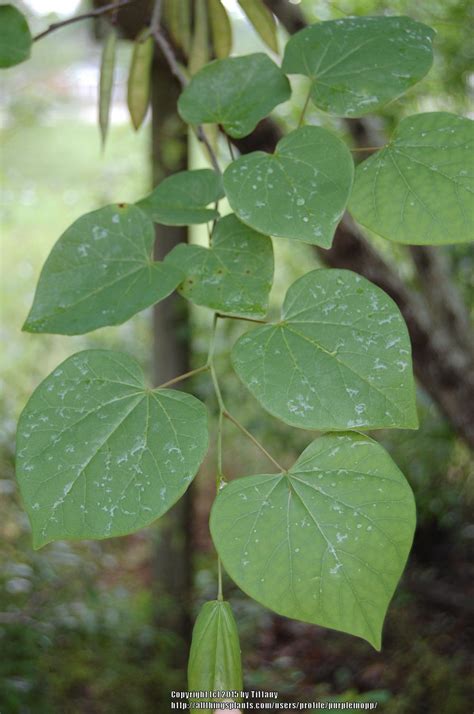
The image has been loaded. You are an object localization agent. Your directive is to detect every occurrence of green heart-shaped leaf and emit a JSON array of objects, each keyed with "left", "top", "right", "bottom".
[
  {"left": 350, "top": 112, "right": 474, "bottom": 245},
  {"left": 232, "top": 269, "right": 418, "bottom": 431},
  {"left": 223, "top": 126, "right": 354, "bottom": 247},
  {"left": 211, "top": 432, "right": 416, "bottom": 649},
  {"left": 188, "top": 600, "right": 243, "bottom": 712},
  {"left": 16, "top": 350, "right": 209, "bottom": 548},
  {"left": 165, "top": 214, "right": 274, "bottom": 318},
  {"left": 23, "top": 204, "right": 183, "bottom": 335},
  {"left": 282, "top": 16, "right": 434, "bottom": 117},
  {"left": 177, "top": 53, "right": 291, "bottom": 138},
  {"left": 137, "top": 169, "right": 224, "bottom": 225},
  {"left": 0, "top": 5, "right": 32, "bottom": 68}
]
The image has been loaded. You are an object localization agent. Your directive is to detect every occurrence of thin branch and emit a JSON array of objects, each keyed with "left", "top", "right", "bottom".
[
  {"left": 216, "top": 410, "right": 224, "bottom": 475},
  {"left": 216, "top": 313, "right": 267, "bottom": 324},
  {"left": 151, "top": 28, "right": 188, "bottom": 86},
  {"left": 157, "top": 364, "right": 209, "bottom": 389},
  {"left": 298, "top": 85, "right": 312, "bottom": 128},
  {"left": 33, "top": 0, "right": 136, "bottom": 42},
  {"left": 208, "top": 313, "right": 284, "bottom": 472},
  {"left": 150, "top": 0, "right": 164, "bottom": 33},
  {"left": 207, "top": 313, "right": 219, "bottom": 364},
  {"left": 210, "top": 365, "right": 226, "bottom": 412},
  {"left": 196, "top": 126, "right": 222, "bottom": 175},
  {"left": 209, "top": 314, "right": 226, "bottom": 601},
  {"left": 227, "top": 134, "right": 236, "bottom": 161},
  {"left": 217, "top": 556, "right": 224, "bottom": 601},
  {"left": 223, "top": 410, "right": 286, "bottom": 473},
  {"left": 351, "top": 146, "right": 382, "bottom": 153}
]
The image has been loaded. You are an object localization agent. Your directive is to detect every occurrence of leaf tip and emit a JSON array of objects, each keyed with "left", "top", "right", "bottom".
[
  {"left": 369, "top": 634, "right": 383, "bottom": 652},
  {"left": 21, "top": 318, "right": 36, "bottom": 333},
  {"left": 31, "top": 531, "right": 50, "bottom": 551},
  {"left": 360, "top": 622, "right": 383, "bottom": 651}
]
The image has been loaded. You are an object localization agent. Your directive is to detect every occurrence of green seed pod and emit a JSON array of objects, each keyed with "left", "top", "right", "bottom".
[
  {"left": 208, "top": 0, "right": 232, "bottom": 59},
  {"left": 164, "top": 0, "right": 191, "bottom": 55},
  {"left": 189, "top": 0, "right": 209, "bottom": 75},
  {"left": 238, "top": 0, "right": 278, "bottom": 53},
  {"left": 188, "top": 600, "right": 243, "bottom": 712},
  {"left": 127, "top": 30, "right": 154, "bottom": 131},
  {"left": 98, "top": 28, "right": 117, "bottom": 147}
]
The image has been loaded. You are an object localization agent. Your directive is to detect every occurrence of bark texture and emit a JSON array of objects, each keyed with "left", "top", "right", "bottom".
[{"left": 150, "top": 52, "right": 193, "bottom": 663}]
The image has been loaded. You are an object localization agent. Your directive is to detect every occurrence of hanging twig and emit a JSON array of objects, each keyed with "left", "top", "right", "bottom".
[
  {"left": 223, "top": 410, "right": 286, "bottom": 473},
  {"left": 195, "top": 126, "right": 222, "bottom": 174},
  {"left": 33, "top": 0, "right": 136, "bottom": 42},
  {"left": 150, "top": 0, "right": 164, "bottom": 33},
  {"left": 216, "top": 313, "right": 267, "bottom": 324},
  {"left": 151, "top": 27, "right": 188, "bottom": 86},
  {"left": 351, "top": 146, "right": 382, "bottom": 153},
  {"left": 157, "top": 364, "right": 210, "bottom": 389}
]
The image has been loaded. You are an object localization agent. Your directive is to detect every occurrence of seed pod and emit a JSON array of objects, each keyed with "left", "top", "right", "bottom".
[
  {"left": 164, "top": 0, "right": 191, "bottom": 55},
  {"left": 189, "top": 0, "right": 209, "bottom": 75},
  {"left": 127, "top": 30, "right": 154, "bottom": 131},
  {"left": 188, "top": 600, "right": 243, "bottom": 712},
  {"left": 98, "top": 28, "right": 117, "bottom": 147},
  {"left": 208, "top": 0, "right": 232, "bottom": 59},
  {"left": 238, "top": 0, "right": 278, "bottom": 53}
]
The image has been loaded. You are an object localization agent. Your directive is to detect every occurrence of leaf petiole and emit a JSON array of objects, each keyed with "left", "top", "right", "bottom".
[
  {"left": 216, "top": 313, "right": 267, "bottom": 324},
  {"left": 157, "top": 364, "right": 210, "bottom": 389},
  {"left": 223, "top": 410, "right": 286, "bottom": 473},
  {"left": 298, "top": 82, "right": 313, "bottom": 128}
]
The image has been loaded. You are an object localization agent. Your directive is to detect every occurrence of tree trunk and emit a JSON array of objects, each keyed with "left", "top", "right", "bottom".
[
  {"left": 150, "top": 50, "right": 193, "bottom": 672},
  {"left": 93, "top": 0, "right": 195, "bottom": 668}
]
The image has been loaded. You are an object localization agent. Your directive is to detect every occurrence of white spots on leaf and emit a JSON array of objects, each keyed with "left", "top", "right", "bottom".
[
  {"left": 378, "top": 314, "right": 397, "bottom": 326},
  {"left": 77, "top": 244, "right": 89, "bottom": 258},
  {"left": 287, "top": 395, "right": 314, "bottom": 417},
  {"left": 347, "top": 418, "right": 369, "bottom": 428},
  {"left": 92, "top": 225, "right": 108, "bottom": 240}
]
